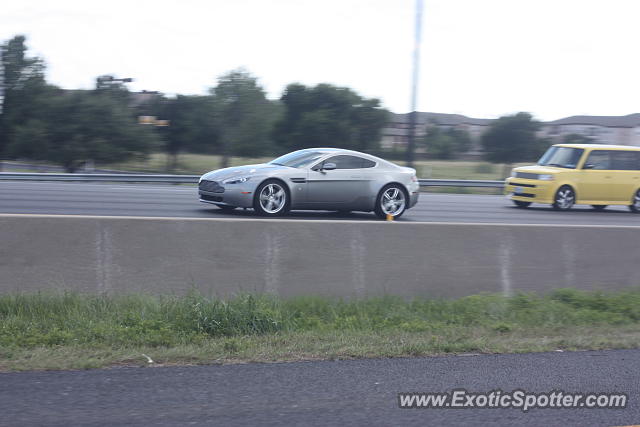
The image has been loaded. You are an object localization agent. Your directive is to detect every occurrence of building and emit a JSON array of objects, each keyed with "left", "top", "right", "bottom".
[
  {"left": 380, "top": 112, "right": 640, "bottom": 158},
  {"left": 380, "top": 112, "right": 492, "bottom": 158},
  {"left": 539, "top": 114, "right": 640, "bottom": 146}
]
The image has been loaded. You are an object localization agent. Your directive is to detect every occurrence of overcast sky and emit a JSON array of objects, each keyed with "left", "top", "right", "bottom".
[{"left": 2, "top": 0, "right": 639, "bottom": 121}]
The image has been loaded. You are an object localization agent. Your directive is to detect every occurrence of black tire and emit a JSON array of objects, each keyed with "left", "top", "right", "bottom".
[
  {"left": 552, "top": 185, "right": 575, "bottom": 211},
  {"left": 253, "top": 179, "right": 290, "bottom": 217},
  {"left": 629, "top": 189, "right": 640, "bottom": 213},
  {"left": 374, "top": 184, "right": 408, "bottom": 220},
  {"left": 513, "top": 200, "right": 531, "bottom": 208},
  {"left": 217, "top": 205, "right": 237, "bottom": 212},
  {"left": 591, "top": 205, "right": 607, "bottom": 211}
]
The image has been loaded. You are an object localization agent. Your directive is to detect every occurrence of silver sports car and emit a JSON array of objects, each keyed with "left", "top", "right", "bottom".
[{"left": 198, "top": 148, "right": 420, "bottom": 219}]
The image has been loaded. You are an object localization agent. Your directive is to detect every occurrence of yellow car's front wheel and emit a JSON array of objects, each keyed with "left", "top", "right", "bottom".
[
  {"left": 553, "top": 186, "right": 575, "bottom": 211},
  {"left": 629, "top": 189, "right": 640, "bottom": 213}
]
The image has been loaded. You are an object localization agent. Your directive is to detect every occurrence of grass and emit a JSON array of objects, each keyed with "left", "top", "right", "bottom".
[
  {"left": 1, "top": 288, "right": 640, "bottom": 371},
  {"left": 107, "top": 153, "right": 273, "bottom": 175}
]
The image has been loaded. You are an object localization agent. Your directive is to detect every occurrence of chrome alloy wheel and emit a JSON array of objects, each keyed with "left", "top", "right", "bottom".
[
  {"left": 553, "top": 186, "right": 575, "bottom": 211},
  {"left": 259, "top": 183, "right": 287, "bottom": 214},
  {"left": 630, "top": 190, "right": 640, "bottom": 213},
  {"left": 380, "top": 187, "right": 406, "bottom": 216}
]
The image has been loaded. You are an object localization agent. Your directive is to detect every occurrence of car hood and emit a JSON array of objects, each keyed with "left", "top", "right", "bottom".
[
  {"left": 200, "top": 163, "right": 289, "bottom": 181},
  {"left": 513, "top": 165, "right": 567, "bottom": 174}
]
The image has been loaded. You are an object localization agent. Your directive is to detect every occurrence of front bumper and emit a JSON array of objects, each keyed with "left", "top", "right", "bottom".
[
  {"left": 409, "top": 191, "right": 419, "bottom": 208},
  {"left": 504, "top": 177, "right": 555, "bottom": 204},
  {"left": 198, "top": 180, "right": 255, "bottom": 208}
]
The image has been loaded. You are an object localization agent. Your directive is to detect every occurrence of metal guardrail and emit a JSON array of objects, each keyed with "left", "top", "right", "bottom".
[
  {"left": 0, "top": 172, "right": 200, "bottom": 183},
  {"left": 418, "top": 179, "right": 504, "bottom": 188},
  {"left": 0, "top": 172, "right": 505, "bottom": 188}
]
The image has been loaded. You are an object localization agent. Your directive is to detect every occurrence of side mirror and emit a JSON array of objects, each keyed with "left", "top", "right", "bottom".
[
  {"left": 322, "top": 162, "right": 337, "bottom": 171},
  {"left": 583, "top": 163, "right": 595, "bottom": 169}
]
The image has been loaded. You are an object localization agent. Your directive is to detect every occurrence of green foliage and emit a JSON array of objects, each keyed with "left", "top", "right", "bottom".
[
  {"left": 0, "top": 35, "right": 50, "bottom": 160},
  {"left": 423, "top": 126, "right": 472, "bottom": 159},
  {"left": 481, "top": 112, "right": 547, "bottom": 164},
  {"left": 273, "top": 83, "right": 388, "bottom": 152},
  {"left": 1, "top": 35, "right": 158, "bottom": 171},
  {"left": 6, "top": 90, "right": 157, "bottom": 172},
  {"left": 474, "top": 163, "right": 494, "bottom": 174},
  {"left": 140, "top": 94, "right": 221, "bottom": 170},
  {"left": 211, "top": 69, "right": 282, "bottom": 161},
  {"left": 2, "top": 289, "right": 640, "bottom": 349}
]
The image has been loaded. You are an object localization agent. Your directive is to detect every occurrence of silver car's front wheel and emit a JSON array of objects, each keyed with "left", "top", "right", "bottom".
[
  {"left": 254, "top": 180, "right": 290, "bottom": 216},
  {"left": 375, "top": 185, "right": 407, "bottom": 219}
]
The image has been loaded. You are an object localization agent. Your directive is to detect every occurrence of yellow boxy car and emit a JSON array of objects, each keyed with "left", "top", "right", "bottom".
[{"left": 505, "top": 144, "right": 640, "bottom": 212}]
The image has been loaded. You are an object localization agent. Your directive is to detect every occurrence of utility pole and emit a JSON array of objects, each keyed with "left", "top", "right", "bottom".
[
  {"left": 0, "top": 49, "right": 4, "bottom": 172},
  {"left": 0, "top": 49, "right": 4, "bottom": 115},
  {"left": 406, "top": 0, "right": 423, "bottom": 168}
]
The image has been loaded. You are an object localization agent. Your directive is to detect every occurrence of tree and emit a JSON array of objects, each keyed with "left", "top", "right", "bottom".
[
  {"left": 211, "top": 69, "right": 281, "bottom": 167},
  {"left": 423, "top": 125, "right": 472, "bottom": 160},
  {"left": 273, "top": 83, "right": 388, "bottom": 153},
  {"left": 6, "top": 90, "right": 157, "bottom": 172},
  {"left": 142, "top": 94, "right": 221, "bottom": 171},
  {"left": 0, "top": 35, "right": 51, "bottom": 169},
  {"left": 481, "top": 112, "right": 546, "bottom": 176}
]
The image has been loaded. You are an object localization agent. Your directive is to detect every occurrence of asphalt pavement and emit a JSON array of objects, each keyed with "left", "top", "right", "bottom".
[
  {"left": 1, "top": 349, "right": 638, "bottom": 426},
  {"left": 1, "top": 181, "right": 640, "bottom": 225},
  {"left": 2, "top": 181, "right": 639, "bottom": 426}
]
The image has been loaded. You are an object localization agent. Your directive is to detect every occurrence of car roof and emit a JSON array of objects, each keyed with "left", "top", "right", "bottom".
[
  {"left": 285, "top": 148, "right": 397, "bottom": 167},
  {"left": 554, "top": 143, "right": 640, "bottom": 151},
  {"left": 303, "top": 147, "right": 377, "bottom": 157},
  {"left": 304, "top": 147, "right": 354, "bottom": 153}
]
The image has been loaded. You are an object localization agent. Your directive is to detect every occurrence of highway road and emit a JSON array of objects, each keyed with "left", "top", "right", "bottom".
[
  {"left": 1, "top": 349, "right": 637, "bottom": 426},
  {"left": 1, "top": 181, "right": 639, "bottom": 225}
]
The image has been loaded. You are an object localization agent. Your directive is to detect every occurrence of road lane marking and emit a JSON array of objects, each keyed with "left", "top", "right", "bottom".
[{"left": 2, "top": 213, "right": 640, "bottom": 229}]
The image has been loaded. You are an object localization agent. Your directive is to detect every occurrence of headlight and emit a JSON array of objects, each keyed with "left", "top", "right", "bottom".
[
  {"left": 538, "top": 174, "right": 554, "bottom": 181},
  {"left": 222, "top": 176, "right": 250, "bottom": 184}
]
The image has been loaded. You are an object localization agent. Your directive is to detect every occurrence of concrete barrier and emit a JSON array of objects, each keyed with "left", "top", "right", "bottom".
[{"left": 1, "top": 214, "right": 639, "bottom": 298}]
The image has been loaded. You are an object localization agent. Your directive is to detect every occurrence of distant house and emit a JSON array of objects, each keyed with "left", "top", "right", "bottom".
[
  {"left": 129, "top": 90, "right": 161, "bottom": 109},
  {"left": 539, "top": 114, "right": 640, "bottom": 146},
  {"left": 380, "top": 112, "right": 492, "bottom": 158},
  {"left": 381, "top": 112, "right": 640, "bottom": 158}
]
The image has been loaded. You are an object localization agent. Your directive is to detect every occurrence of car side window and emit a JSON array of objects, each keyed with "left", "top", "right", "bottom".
[
  {"left": 611, "top": 151, "right": 640, "bottom": 170},
  {"left": 584, "top": 151, "right": 610, "bottom": 170},
  {"left": 361, "top": 158, "right": 376, "bottom": 168},
  {"left": 322, "top": 155, "right": 374, "bottom": 169}
]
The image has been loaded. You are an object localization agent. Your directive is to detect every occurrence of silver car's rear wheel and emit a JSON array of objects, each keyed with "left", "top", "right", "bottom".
[
  {"left": 629, "top": 189, "right": 640, "bottom": 213},
  {"left": 375, "top": 185, "right": 407, "bottom": 219},
  {"left": 254, "top": 180, "right": 290, "bottom": 216}
]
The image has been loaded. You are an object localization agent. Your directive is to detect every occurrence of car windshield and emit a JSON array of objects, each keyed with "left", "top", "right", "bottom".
[
  {"left": 537, "top": 146, "right": 584, "bottom": 169},
  {"left": 269, "top": 151, "right": 326, "bottom": 168}
]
